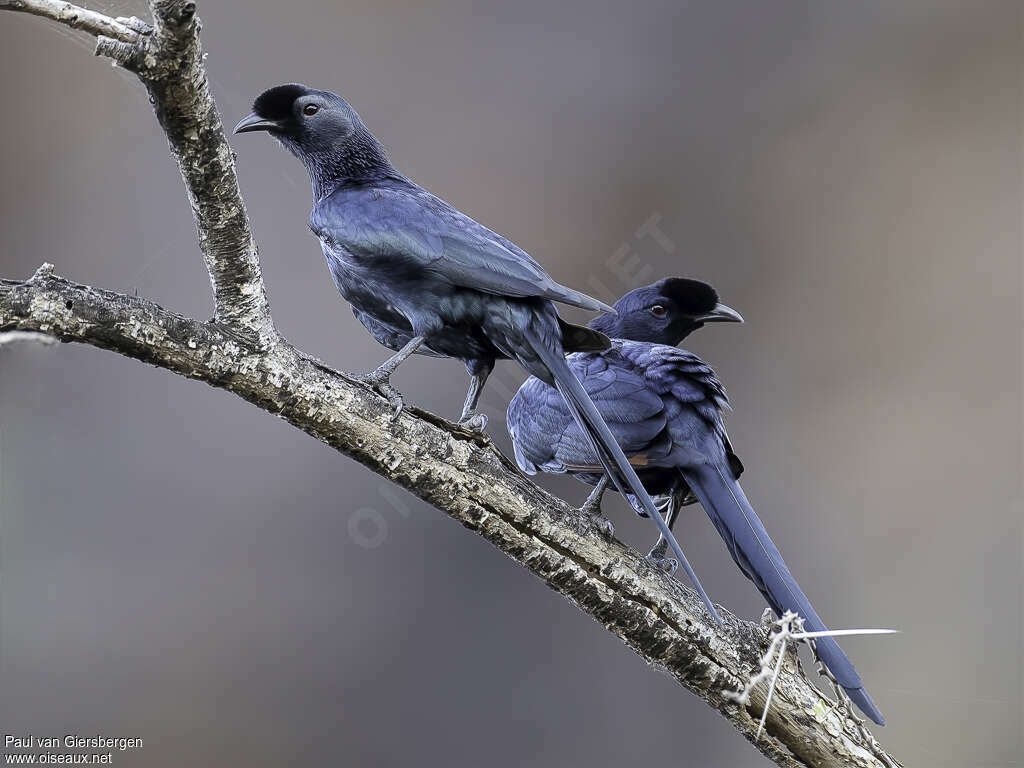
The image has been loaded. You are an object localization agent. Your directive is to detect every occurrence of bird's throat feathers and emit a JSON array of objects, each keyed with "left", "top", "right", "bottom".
[{"left": 280, "top": 127, "right": 395, "bottom": 200}]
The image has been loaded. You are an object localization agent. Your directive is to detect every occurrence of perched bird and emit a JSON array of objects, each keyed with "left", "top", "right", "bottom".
[
  {"left": 234, "top": 84, "right": 609, "bottom": 432},
  {"left": 509, "top": 278, "right": 744, "bottom": 554},
  {"left": 233, "top": 84, "right": 722, "bottom": 622},
  {"left": 507, "top": 278, "right": 886, "bottom": 725}
]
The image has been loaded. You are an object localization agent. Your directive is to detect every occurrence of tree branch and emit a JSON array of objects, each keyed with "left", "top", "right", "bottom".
[
  {"left": 124, "top": 0, "right": 275, "bottom": 338},
  {"left": 0, "top": 267, "right": 898, "bottom": 768},
  {"left": 0, "top": 0, "right": 142, "bottom": 41},
  {"left": 1, "top": 3, "right": 899, "bottom": 766},
  {"left": 3, "top": 0, "right": 273, "bottom": 337}
]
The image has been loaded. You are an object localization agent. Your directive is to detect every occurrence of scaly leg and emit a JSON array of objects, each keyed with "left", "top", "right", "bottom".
[
  {"left": 353, "top": 336, "right": 424, "bottom": 421},
  {"left": 578, "top": 475, "right": 614, "bottom": 537},
  {"left": 458, "top": 367, "right": 491, "bottom": 433},
  {"left": 647, "top": 493, "right": 681, "bottom": 574}
]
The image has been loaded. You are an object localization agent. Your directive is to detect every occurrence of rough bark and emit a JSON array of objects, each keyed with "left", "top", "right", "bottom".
[{"left": 1, "top": 3, "right": 899, "bottom": 767}]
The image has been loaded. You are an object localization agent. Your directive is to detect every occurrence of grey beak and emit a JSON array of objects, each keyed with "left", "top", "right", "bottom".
[
  {"left": 696, "top": 302, "right": 744, "bottom": 324},
  {"left": 233, "top": 112, "right": 279, "bottom": 134}
]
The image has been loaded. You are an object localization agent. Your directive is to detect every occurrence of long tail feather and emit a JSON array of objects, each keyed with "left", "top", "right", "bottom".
[
  {"left": 523, "top": 328, "right": 721, "bottom": 623},
  {"left": 680, "top": 463, "right": 885, "bottom": 725}
]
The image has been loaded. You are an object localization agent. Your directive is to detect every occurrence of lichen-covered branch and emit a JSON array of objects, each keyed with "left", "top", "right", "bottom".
[
  {"left": 122, "top": 0, "right": 274, "bottom": 338},
  {"left": 2, "top": 0, "right": 273, "bottom": 337},
  {"left": 1, "top": 2, "right": 900, "bottom": 766},
  {"left": 0, "top": 268, "right": 898, "bottom": 768},
  {"left": 0, "top": 0, "right": 141, "bottom": 41}
]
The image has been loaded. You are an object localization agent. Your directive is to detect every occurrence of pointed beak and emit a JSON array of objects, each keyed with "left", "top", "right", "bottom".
[
  {"left": 232, "top": 112, "right": 279, "bottom": 134},
  {"left": 695, "top": 302, "right": 744, "bottom": 324}
]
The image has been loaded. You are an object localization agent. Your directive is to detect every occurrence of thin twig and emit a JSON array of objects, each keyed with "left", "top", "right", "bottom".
[
  {"left": 793, "top": 629, "right": 899, "bottom": 640},
  {"left": 727, "top": 611, "right": 805, "bottom": 708},
  {"left": 759, "top": 636, "right": 787, "bottom": 740},
  {"left": 727, "top": 611, "right": 899, "bottom": 756},
  {"left": 0, "top": 0, "right": 142, "bottom": 42}
]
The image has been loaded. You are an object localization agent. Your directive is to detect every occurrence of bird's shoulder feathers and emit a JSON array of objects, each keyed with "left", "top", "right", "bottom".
[
  {"left": 507, "top": 350, "right": 667, "bottom": 474},
  {"left": 610, "top": 341, "right": 730, "bottom": 413},
  {"left": 310, "top": 181, "right": 613, "bottom": 313}
]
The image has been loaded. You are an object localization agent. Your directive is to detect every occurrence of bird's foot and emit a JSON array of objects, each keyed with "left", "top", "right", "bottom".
[
  {"left": 647, "top": 554, "right": 678, "bottom": 575},
  {"left": 577, "top": 495, "right": 614, "bottom": 537},
  {"left": 353, "top": 369, "right": 405, "bottom": 422},
  {"left": 576, "top": 510, "right": 614, "bottom": 538},
  {"left": 579, "top": 495, "right": 603, "bottom": 521},
  {"left": 458, "top": 411, "right": 489, "bottom": 433},
  {"left": 646, "top": 540, "right": 678, "bottom": 574}
]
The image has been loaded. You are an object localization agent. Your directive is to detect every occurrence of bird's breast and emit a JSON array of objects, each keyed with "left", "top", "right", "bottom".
[{"left": 321, "top": 246, "right": 412, "bottom": 327}]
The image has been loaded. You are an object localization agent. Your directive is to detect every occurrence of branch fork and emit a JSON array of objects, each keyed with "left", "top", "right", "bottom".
[{"left": 1, "top": 3, "right": 900, "bottom": 766}]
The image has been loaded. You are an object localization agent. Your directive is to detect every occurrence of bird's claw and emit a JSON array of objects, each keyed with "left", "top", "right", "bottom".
[
  {"left": 647, "top": 553, "right": 678, "bottom": 575},
  {"left": 577, "top": 511, "right": 614, "bottom": 538},
  {"left": 458, "top": 411, "right": 489, "bottom": 433},
  {"left": 579, "top": 498, "right": 603, "bottom": 521},
  {"left": 577, "top": 497, "right": 613, "bottom": 536},
  {"left": 353, "top": 371, "right": 405, "bottom": 422},
  {"left": 646, "top": 541, "right": 677, "bottom": 574}
]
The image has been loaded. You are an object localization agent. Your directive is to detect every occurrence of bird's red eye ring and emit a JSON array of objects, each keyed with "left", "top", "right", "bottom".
[
  {"left": 303, "top": 104, "right": 320, "bottom": 116},
  {"left": 650, "top": 304, "right": 667, "bottom": 317}
]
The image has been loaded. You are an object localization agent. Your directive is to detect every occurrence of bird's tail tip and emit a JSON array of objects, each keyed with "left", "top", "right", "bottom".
[{"left": 845, "top": 685, "right": 886, "bottom": 726}]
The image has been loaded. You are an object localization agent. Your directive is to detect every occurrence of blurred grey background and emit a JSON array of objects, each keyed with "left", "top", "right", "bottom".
[{"left": 1, "top": 1, "right": 1020, "bottom": 765}]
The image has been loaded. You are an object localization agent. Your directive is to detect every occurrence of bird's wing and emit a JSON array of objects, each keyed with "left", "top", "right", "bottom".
[
  {"left": 615, "top": 341, "right": 731, "bottom": 439},
  {"left": 507, "top": 350, "right": 668, "bottom": 474},
  {"left": 520, "top": 325, "right": 722, "bottom": 621},
  {"left": 312, "top": 184, "right": 614, "bottom": 314}
]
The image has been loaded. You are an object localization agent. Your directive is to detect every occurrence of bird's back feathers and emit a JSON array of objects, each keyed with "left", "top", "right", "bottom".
[
  {"left": 508, "top": 341, "right": 730, "bottom": 476},
  {"left": 311, "top": 180, "right": 614, "bottom": 314},
  {"left": 508, "top": 338, "right": 885, "bottom": 725}
]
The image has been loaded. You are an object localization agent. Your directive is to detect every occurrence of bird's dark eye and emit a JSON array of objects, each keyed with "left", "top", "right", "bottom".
[
  {"left": 650, "top": 304, "right": 667, "bottom": 317},
  {"left": 303, "top": 104, "right": 320, "bottom": 116}
]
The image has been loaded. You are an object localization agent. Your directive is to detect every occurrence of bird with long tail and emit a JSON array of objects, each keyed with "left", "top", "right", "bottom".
[
  {"left": 233, "top": 85, "right": 721, "bottom": 622},
  {"left": 507, "top": 277, "right": 885, "bottom": 725}
]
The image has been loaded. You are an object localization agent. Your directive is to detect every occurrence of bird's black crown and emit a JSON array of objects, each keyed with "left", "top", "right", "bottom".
[
  {"left": 252, "top": 83, "right": 312, "bottom": 120},
  {"left": 657, "top": 278, "right": 719, "bottom": 315}
]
